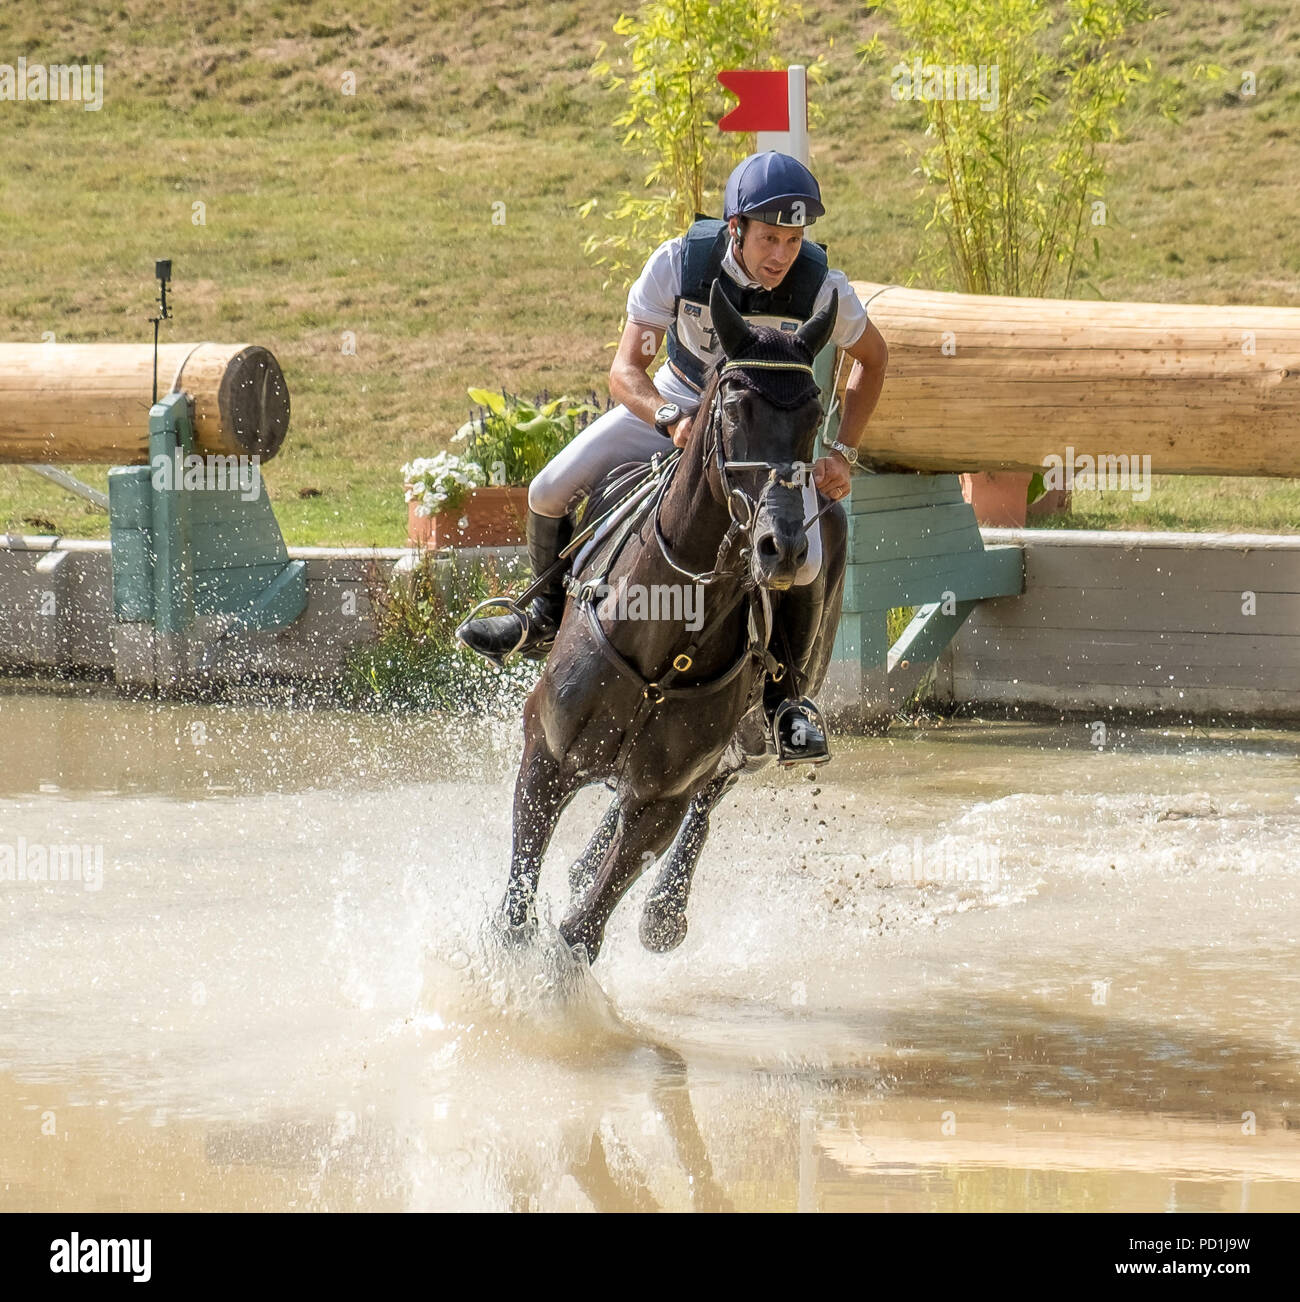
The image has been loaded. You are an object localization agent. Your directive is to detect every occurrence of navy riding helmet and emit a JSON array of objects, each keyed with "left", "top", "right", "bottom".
[{"left": 723, "top": 151, "right": 825, "bottom": 227}]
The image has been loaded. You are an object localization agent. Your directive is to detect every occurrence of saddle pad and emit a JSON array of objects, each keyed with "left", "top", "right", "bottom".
[{"left": 570, "top": 469, "right": 660, "bottom": 580}]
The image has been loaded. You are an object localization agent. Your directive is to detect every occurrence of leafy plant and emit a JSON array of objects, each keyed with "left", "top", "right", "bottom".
[
  {"left": 341, "top": 551, "right": 539, "bottom": 712},
  {"left": 887, "top": 604, "right": 942, "bottom": 716},
  {"left": 862, "top": 0, "right": 1163, "bottom": 297},
  {"left": 887, "top": 605, "right": 916, "bottom": 645},
  {"left": 580, "top": 0, "right": 824, "bottom": 293},
  {"left": 452, "top": 388, "right": 607, "bottom": 486}
]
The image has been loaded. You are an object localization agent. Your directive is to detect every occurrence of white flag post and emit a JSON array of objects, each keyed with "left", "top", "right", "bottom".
[{"left": 755, "top": 66, "right": 809, "bottom": 166}]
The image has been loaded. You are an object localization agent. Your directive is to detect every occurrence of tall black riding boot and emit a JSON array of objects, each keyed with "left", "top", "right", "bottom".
[
  {"left": 765, "top": 580, "right": 830, "bottom": 765},
  {"left": 456, "top": 509, "right": 574, "bottom": 667}
]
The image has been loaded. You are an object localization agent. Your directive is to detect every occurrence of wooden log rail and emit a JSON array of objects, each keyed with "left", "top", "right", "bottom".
[
  {"left": 0, "top": 342, "right": 290, "bottom": 465},
  {"left": 840, "top": 282, "right": 1300, "bottom": 477}
]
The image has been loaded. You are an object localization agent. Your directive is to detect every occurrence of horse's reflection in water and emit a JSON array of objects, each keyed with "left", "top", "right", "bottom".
[{"left": 502, "top": 1044, "right": 734, "bottom": 1214}]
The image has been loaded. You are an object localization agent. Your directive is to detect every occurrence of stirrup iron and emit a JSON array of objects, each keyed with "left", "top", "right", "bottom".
[
  {"left": 771, "top": 696, "right": 832, "bottom": 767},
  {"left": 455, "top": 595, "right": 530, "bottom": 668}
]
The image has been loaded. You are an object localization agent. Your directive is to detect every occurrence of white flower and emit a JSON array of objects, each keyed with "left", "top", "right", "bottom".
[{"left": 402, "top": 451, "right": 486, "bottom": 514}]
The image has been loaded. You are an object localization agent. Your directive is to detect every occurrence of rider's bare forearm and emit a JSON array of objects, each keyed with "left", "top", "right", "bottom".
[
  {"left": 609, "top": 358, "right": 668, "bottom": 429},
  {"left": 835, "top": 352, "right": 887, "bottom": 451}
]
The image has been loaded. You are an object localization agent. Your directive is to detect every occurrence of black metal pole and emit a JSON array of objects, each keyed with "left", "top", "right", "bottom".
[{"left": 150, "top": 259, "right": 172, "bottom": 409}]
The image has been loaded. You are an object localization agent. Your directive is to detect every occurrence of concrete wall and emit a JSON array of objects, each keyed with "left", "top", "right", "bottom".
[
  {"left": 0, "top": 537, "right": 529, "bottom": 687},
  {"left": 4, "top": 530, "right": 1299, "bottom": 722},
  {"left": 0, "top": 537, "right": 390, "bottom": 682},
  {"left": 928, "top": 529, "right": 1300, "bottom": 720}
]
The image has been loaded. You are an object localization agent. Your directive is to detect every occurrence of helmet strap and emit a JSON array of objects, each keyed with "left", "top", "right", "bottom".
[{"left": 731, "top": 215, "right": 749, "bottom": 256}]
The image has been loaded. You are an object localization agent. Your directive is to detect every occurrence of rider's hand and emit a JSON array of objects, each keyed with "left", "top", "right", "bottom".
[
  {"left": 670, "top": 415, "right": 693, "bottom": 447},
  {"left": 813, "top": 450, "right": 853, "bottom": 501}
]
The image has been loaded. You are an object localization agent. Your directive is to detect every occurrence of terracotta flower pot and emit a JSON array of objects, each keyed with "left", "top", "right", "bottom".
[
  {"left": 1027, "top": 486, "right": 1072, "bottom": 519},
  {"left": 959, "top": 471, "right": 1031, "bottom": 528},
  {"left": 407, "top": 484, "right": 530, "bottom": 548}
]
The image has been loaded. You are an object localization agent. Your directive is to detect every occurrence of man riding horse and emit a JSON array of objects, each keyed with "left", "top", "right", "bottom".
[{"left": 458, "top": 151, "right": 888, "bottom": 762}]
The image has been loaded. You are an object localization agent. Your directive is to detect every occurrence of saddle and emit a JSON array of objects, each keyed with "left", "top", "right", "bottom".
[{"left": 563, "top": 456, "right": 675, "bottom": 604}]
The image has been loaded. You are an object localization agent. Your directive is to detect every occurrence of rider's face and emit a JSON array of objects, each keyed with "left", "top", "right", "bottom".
[{"left": 731, "top": 218, "right": 805, "bottom": 289}]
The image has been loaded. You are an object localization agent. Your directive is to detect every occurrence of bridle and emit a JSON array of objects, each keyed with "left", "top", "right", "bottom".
[
  {"left": 652, "top": 356, "right": 826, "bottom": 586},
  {"left": 463, "top": 350, "right": 844, "bottom": 661}
]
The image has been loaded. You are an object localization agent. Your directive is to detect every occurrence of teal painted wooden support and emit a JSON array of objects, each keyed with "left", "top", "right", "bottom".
[
  {"left": 812, "top": 345, "right": 1025, "bottom": 727},
  {"left": 107, "top": 392, "right": 306, "bottom": 672},
  {"left": 107, "top": 466, "right": 155, "bottom": 622},
  {"left": 812, "top": 351, "right": 1026, "bottom": 729},
  {"left": 149, "top": 391, "right": 195, "bottom": 635},
  {"left": 826, "top": 472, "right": 1024, "bottom": 728},
  {"left": 890, "top": 599, "right": 980, "bottom": 668},
  {"left": 884, "top": 598, "right": 979, "bottom": 710}
]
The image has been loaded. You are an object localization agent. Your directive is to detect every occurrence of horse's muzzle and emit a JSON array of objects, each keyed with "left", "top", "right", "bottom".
[{"left": 751, "top": 517, "right": 809, "bottom": 590}]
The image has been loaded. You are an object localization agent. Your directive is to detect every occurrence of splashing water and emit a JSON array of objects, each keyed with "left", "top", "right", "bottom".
[{"left": 1, "top": 689, "right": 1298, "bottom": 1210}]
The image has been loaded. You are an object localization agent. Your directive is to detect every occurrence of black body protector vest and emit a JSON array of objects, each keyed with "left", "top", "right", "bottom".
[{"left": 665, "top": 216, "right": 830, "bottom": 395}]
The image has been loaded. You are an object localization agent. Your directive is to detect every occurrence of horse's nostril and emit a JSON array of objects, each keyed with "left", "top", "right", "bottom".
[
  {"left": 756, "top": 534, "right": 780, "bottom": 560},
  {"left": 792, "top": 536, "right": 809, "bottom": 566}
]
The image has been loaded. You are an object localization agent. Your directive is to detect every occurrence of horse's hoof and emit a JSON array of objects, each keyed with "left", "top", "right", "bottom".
[
  {"left": 639, "top": 905, "right": 688, "bottom": 954},
  {"left": 493, "top": 904, "right": 538, "bottom": 944},
  {"left": 558, "top": 918, "right": 602, "bottom": 964},
  {"left": 501, "top": 922, "right": 536, "bottom": 947}
]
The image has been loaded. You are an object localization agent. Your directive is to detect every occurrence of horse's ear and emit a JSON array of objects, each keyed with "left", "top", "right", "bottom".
[
  {"left": 709, "top": 280, "right": 753, "bottom": 361},
  {"left": 794, "top": 295, "right": 837, "bottom": 359}
]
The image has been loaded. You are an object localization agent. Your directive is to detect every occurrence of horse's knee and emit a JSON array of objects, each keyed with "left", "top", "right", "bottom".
[{"left": 526, "top": 471, "right": 568, "bottom": 519}]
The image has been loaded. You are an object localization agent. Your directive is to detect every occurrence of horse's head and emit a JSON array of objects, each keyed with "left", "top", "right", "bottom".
[{"left": 702, "top": 280, "right": 836, "bottom": 591}]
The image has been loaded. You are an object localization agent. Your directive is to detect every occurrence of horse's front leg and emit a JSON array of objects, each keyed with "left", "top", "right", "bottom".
[
  {"left": 638, "top": 769, "right": 740, "bottom": 953},
  {"left": 559, "top": 793, "right": 694, "bottom": 962},
  {"left": 568, "top": 798, "right": 620, "bottom": 904},
  {"left": 502, "top": 701, "right": 576, "bottom": 932}
]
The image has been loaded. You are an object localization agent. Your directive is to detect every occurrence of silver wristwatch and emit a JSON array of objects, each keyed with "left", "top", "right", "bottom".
[
  {"left": 830, "top": 440, "right": 859, "bottom": 465},
  {"left": 654, "top": 403, "right": 682, "bottom": 437}
]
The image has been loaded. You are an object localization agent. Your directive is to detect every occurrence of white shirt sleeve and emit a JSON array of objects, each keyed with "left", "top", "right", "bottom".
[
  {"left": 817, "top": 269, "right": 869, "bottom": 349},
  {"left": 625, "top": 236, "right": 683, "bottom": 330}
]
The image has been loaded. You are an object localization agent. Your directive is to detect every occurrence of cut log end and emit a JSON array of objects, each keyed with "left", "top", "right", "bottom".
[
  {"left": 217, "top": 346, "right": 291, "bottom": 462},
  {"left": 0, "top": 340, "right": 292, "bottom": 466}
]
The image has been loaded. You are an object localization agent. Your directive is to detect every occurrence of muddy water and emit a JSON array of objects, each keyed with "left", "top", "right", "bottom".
[{"left": 1, "top": 685, "right": 1297, "bottom": 1212}]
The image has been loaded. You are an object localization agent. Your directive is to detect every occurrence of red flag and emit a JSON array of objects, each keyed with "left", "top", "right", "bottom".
[{"left": 717, "top": 70, "right": 789, "bottom": 132}]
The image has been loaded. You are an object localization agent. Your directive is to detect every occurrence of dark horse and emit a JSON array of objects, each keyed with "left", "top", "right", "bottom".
[{"left": 501, "top": 282, "right": 848, "bottom": 960}]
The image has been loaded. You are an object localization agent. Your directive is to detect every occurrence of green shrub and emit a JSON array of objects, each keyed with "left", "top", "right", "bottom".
[
  {"left": 341, "top": 552, "right": 539, "bottom": 712},
  {"left": 864, "top": 0, "right": 1164, "bottom": 297},
  {"left": 580, "top": 0, "right": 821, "bottom": 293}
]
